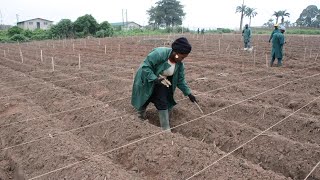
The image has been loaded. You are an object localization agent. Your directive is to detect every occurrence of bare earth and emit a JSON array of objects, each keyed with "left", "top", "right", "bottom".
[{"left": 0, "top": 33, "right": 320, "bottom": 180}]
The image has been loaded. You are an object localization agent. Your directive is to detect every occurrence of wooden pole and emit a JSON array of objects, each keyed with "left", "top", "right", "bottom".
[
  {"left": 72, "top": 43, "right": 75, "bottom": 52},
  {"left": 40, "top": 50, "right": 43, "bottom": 62},
  {"left": 218, "top": 39, "right": 221, "bottom": 52},
  {"left": 253, "top": 49, "right": 256, "bottom": 67},
  {"left": 266, "top": 54, "right": 268, "bottom": 67},
  {"left": 309, "top": 49, "right": 312, "bottom": 58},
  {"left": 19, "top": 48, "right": 23, "bottom": 63},
  {"left": 304, "top": 47, "right": 306, "bottom": 61},
  {"left": 52, "top": 57, "right": 54, "bottom": 71},
  {"left": 105, "top": 45, "right": 107, "bottom": 54},
  {"left": 78, "top": 54, "right": 81, "bottom": 69}
]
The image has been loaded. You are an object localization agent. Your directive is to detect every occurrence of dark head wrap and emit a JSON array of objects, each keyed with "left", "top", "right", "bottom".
[{"left": 172, "top": 37, "right": 192, "bottom": 54}]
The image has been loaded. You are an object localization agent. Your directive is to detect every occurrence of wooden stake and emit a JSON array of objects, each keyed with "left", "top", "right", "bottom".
[
  {"left": 40, "top": 50, "right": 43, "bottom": 62},
  {"left": 52, "top": 57, "right": 54, "bottom": 71},
  {"left": 309, "top": 49, "right": 312, "bottom": 58},
  {"left": 19, "top": 48, "right": 23, "bottom": 63},
  {"left": 104, "top": 45, "right": 107, "bottom": 54},
  {"left": 132, "top": 68, "right": 134, "bottom": 82},
  {"left": 218, "top": 39, "right": 221, "bottom": 52},
  {"left": 78, "top": 54, "right": 81, "bottom": 69},
  {"left": 99, "top": 39, "right": 101, "bottom": 46},
  {"left": 226, "top": 44, "right": 230, "bottom": 52},
  {"left": 118, "top": 44, "right": 121, "bottom": 54},
  {"left": 194, "top": 102, "right": 204, "bottom": 114},
  {"left": 3, "top": 50, "right": 5, "bottom": 57},
  {"left": 304, "top": 47, "right": 306, "bottom": 61},
  {"left": 72, "top": 43, "right": 75, "bottom": 52},
  {"left": 266, "top": 54, "right": 268, "bottom": 67},
  {"left": 253, "top": 50, "right": 256, "bottom": 67},
  {"left": 315, "top": 54, "right": 319, "bottom": 62}
]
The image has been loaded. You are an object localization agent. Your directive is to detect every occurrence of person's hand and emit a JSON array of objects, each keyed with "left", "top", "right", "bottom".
[
  {"left": 188, "top": 94, "right": 197, "bottom": 103},
  {"left": 154, "top": 76, "right": 171, "bottom": 87},
  {"left": 154, "top": 77, "right": 165, "bottom": 85}
]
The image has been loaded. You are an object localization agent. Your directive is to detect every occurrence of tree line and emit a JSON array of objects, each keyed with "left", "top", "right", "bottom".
[
  {"left": 236, "top": 2, "right": 320, "bottom": 29},
  {"left": 0, "top": 14, "right": 113, "bottom": 42}
]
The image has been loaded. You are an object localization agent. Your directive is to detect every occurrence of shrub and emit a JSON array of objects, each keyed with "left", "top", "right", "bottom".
[
  {"left": 95, "top": 30, "right": 105, "bottom": 38},
  {"left": 10, "top": 34, "right": 29, "bottom": 42},
  {"left": 7, "top": 26, "right": 24, "bottom": 37}
]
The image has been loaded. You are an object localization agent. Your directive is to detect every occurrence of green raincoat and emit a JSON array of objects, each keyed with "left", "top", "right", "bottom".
[
  {"left": 242, "top": 28, "right": 251, "bottom": 43},
  {"left": 131, "top": 47, "right": 191, "bottom": 110},
  {"left": 271, "top": 31, "right": 285, "bottom": 59},
  {"left": 269, "top": 28, "right": 280, "bottom": 42}
]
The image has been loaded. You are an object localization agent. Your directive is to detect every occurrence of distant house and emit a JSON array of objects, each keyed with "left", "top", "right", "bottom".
[
  {"left": 17, "top": 18, "right": 53, "bottom": 30},
  {"left": 110, "top": 21, "right": 142, "bottom": 30},
  {"left": 0, "top": 24, "right": 12, "bottom": 30}
]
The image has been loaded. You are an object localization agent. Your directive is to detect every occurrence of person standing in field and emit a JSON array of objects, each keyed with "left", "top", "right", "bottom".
[
  {"left": 270, "top": 26, "right": 286, "bottom": 67},
  {"left": 131, "top": 37, "right": 197, "bottom": 132},
  {"left": 242, "top": 24, "right": 252, "bottom": 51},
  {"left": 269, "top": 23, "right": 280, "bottom": 43}
]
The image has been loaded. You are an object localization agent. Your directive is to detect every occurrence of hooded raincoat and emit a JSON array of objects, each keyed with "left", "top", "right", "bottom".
[
  {"left": 131, "top": 47, "right": 191, "bottom": 110},
  {"left": 271, "top": 31, "right": 285, "bottom": 59}
]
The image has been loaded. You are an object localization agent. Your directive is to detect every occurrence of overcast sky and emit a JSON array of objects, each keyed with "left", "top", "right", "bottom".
[{"left": 1, "top": 0, "right": 319, "bottom": 30}]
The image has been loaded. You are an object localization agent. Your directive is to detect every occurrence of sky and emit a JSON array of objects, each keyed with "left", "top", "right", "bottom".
[{"left": 1, "top": 0, "right": 319, "bottom": 30}]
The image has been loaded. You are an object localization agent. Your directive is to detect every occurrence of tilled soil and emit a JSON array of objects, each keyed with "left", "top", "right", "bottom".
[{"left": 0, "top": 34, "right": 319, "bottom": 179}]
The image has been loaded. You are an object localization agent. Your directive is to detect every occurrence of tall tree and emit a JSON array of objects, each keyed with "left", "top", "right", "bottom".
[
  {"left": 50, "top": 19, "right": 74, "bottom": 38},
  {"left": 73, "top": 14, "right": 99, "bottom": 36},
  {"left": 263, "top": 18, "right": 274, "bottom": 28},
  {"left": 236, "top": 0, "right": 246, "bottom": 31},
  {"left": 296, "top": 5, "right": 320, "bottom": 27},
  {"left": 147, "top": 0, "right": 185, "bottom": 29},
  {"left": 245, "top": 7, "right": 257, "bottom": 26},
  {"left": 279, "top": 10, "right": 290, "bottom": 24},
  {"left": 272, "top": 11, "right": 281, "bottom": 24}
]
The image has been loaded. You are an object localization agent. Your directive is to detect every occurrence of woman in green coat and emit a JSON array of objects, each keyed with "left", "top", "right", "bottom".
[
  {"left": 131, "top": 37, "right": 197, "bottom": 131},
  {"left": 270, "top": 26, "right": 286, "bottom": 67}
]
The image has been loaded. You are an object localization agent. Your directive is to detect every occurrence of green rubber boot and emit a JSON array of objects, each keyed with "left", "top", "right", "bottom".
[
  {"left": 158, "top": 109, "right": 171, "bottom": 132},
  {"left": 138, "top": 107, "right": 147, "bottom": 120}
]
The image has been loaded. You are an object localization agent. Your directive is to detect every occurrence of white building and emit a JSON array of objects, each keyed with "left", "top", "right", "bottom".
[{"left": 17, "top": 18, "right": 53, "bottom": 30}]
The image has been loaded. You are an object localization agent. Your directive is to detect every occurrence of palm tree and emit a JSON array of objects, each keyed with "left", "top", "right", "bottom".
[
  {"left": 272, "top": 11, "right": 281, "bottom": 24},
  {"left": 236, "top": 0, "right": 246, "bottom": 31},
  {"left": 279, "top": 10, "right": 290, "bottom": 24},
  {"left": 245, "top": 7, "right": 258, "bottom": 26}
]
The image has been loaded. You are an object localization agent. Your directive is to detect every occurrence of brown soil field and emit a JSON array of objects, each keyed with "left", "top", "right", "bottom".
[{"left": 0, "top": 33, "right": 320, "bottom": 180}]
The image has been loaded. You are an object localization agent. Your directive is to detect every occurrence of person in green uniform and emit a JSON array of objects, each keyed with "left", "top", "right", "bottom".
[
  {"left": 242, "top": 24, "right": 252, "bottom": 51},
  {"left": 131, "top": 37, "right": 197, "bottom": 131},
  {"left": 270, "top": 26, "right": 286, "bottom": 67},
  {"left": 269, "top": 23, "right": 280, "bottom": 43}
]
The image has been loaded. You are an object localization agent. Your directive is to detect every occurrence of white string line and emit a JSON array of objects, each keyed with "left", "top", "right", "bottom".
[
  {"left": 1, "top": 61, "right": 317, "bottom": 138},
  {"left": 0, "top": 56, "right": 133, "bottom": 86},
  {"left": 0, "top": 77, "right": 80, "bottom": 91},
  {"left": 0, "top": 69, "right": 95, "bottom": 86},
  {"left": 27, "top": 72, "right": 320, "bottom": 180},
  {"left": 0, "top": 94, "right": 131, "bottom": 128},
  {"left": 185, "top": 95, "right": 320, "bottom": 180},
  {"left": 0, "top": 102, "right": 103, "bottom": 128},
  {"left": 0, "top": 77, "right": 130, "bottom": 100},
  {"left": 304, "top": 161, "right": 320, "bottom": 180},
  {"left": 1, "top": 62, "right": 313, "bottom": 127},
  {"left": 0, "top": 113, "right": 129, "bottom": 151}
]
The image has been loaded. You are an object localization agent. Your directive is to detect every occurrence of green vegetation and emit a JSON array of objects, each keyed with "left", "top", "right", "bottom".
[
  {"left": 0, "top": 2, "right": 319, "bottom": 43},
  {"left": 252, "top": 27, "right": 320, "bottom": 35},
  {"left": 147, "top": 0, "right": 185, "bottom": 29}
]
